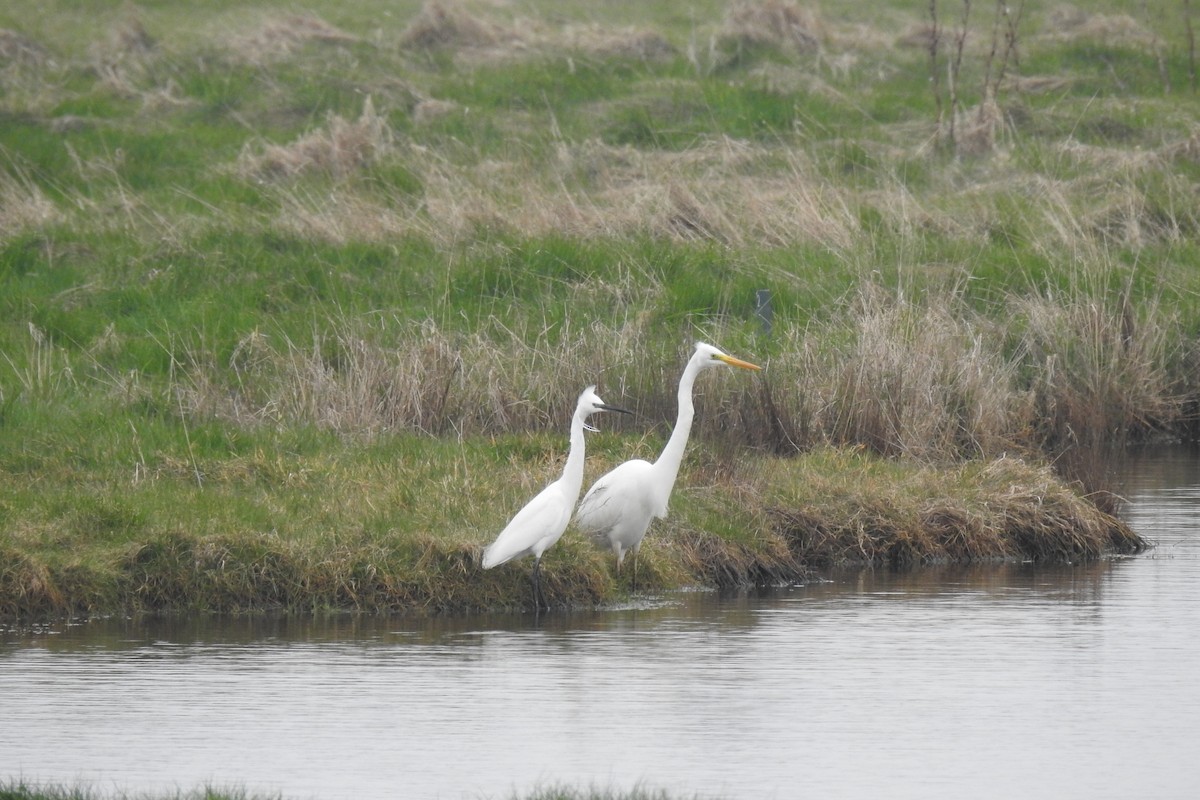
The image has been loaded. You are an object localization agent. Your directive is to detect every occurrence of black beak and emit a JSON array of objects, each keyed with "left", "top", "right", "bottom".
[{"left": 598, "top": 404, "right": 634, "bottom": 416}]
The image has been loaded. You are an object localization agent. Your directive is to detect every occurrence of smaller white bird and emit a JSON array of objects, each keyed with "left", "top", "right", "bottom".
[
  {"left": 575, "top": 342, "right": 761, "bottom": 589},
  {"left": 482, "top": 385, "right": 631, "bottom": 610}
]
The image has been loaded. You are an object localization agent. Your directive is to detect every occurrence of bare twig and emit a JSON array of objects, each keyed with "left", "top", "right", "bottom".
[
  {"left": 1185, "top": 0, "right": 1198, "bottom": 92},
  {"left": 996, "top": 0, "right": 1025, "bottom": 93},
  {"left": 1143, "top": 2, "right": 1171, "bottom": 93},
  {"left": 948, "top": 0, "right": 972, "bottom": 150},
  {"left": 929, "top": 0, "right": 944, "bottom": 141}
]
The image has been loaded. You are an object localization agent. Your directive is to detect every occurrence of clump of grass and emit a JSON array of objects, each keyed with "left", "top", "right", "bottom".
[
  {"left": 109, "top": 261, "right": 1194, "bottom": 461},
  {"left": 1013, "top": 284, "right": 1184, "bottom": 450},
  {"left": 2, "top": 323, "right": 76, "bottom": 403},
  {"left": 818, "top": 286, "right": 1028, "bottom": 459},
  {"left": 767, "top": 451, "right": 1145, "bottom": 568},
  {"left": 515, "top": 784, "right": 697, "bottom": 800},
  {"left": 743, "top": 276, "right": 1191, "bottom": 460},
  {"left": 0, "top": 163, "right": 61, "bottom": 235},
  {"left": 398, "top": 0, "right": 511, "bottom": 51},
  {"left": 718, "top": 0, "right": 823, "bottom": 55},
  {"left": 560, "top": 25, "right": 676, "bottom": 62},
  {"left": 0, "top": 27, "right": 51, "bottom": 66},
  {"left": 226, "top": 12, "right": 359, "bottom": 65},
  {"left": 236, "top": 96, "right": 391, "bottom": 180},
  {"left": 180, "top": 318, "right": 615, "bottom": 437},
  {"left": 0, "top": 782, "right": 276, "bottom": 800},
  {"left": 1041, "top": 7, "right": 1153, "bottom": 46}
]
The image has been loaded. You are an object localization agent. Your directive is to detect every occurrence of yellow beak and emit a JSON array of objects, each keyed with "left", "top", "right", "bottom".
[{"left": 717, "top": 354, "right": 762, "bottom": 371}]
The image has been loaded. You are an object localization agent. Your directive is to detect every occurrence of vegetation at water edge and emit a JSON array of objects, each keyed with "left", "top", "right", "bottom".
[{"left": 2, "top": 0, "right": 1194, "bottom": 619}]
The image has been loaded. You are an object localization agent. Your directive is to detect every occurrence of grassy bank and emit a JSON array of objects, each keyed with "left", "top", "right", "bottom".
[
  {"left": 0, "top": 438, "right": 1143, "bottom": 619},
  {"left": 0, "top": 1, "right": 1187, "bottom": 619}
]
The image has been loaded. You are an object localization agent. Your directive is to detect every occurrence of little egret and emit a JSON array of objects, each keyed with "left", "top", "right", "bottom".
[
  {"left": 574, "top": 342, "right": 761, "bottom": 587},
  {"left": 481, "top": 385, "right": 631, "bottom": 610}
]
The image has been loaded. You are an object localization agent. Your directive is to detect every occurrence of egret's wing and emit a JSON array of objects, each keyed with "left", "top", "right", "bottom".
[
  {"left": 482, "top": 482, "right": 571, "bottom": 569},
  {"left": 576, "top": 459, "right": 657, "bottom": 534}
]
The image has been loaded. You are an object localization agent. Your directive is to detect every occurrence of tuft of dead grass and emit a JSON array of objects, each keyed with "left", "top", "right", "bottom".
[
  {"left": 954, "top": 94, "right": 1008, "bottom": 157},
  {"left": 398, "top": 1, "right": 511, "bottom": 51},
  {"left": 560, "top": 25, "right": 676, "bottom": 61},
  {"left": 1161, "top": 127, "right": 1200, "bottom": 162},
  {"left": 769, "top": 454, "right": 1145, "bottom": 568},
  {"left": 753, "top": 286, "right": 1033, "bottom": 461},
  {"left": 0, "top": 164, "right": 62, "bottom": 235},
  {"left": 236, "top": 97, "right": 392, "bottom": 180},
  {"left": 226, "top": 12, "right": 359, "bottom": 65},
  {"left": 180, "top": 316, "right": 656, "bottom": 438},
  {"left": 1013, "top": 288, "right": 1182, "bottom": 450},
  {"left": 0, "top": 28, "right": 52, "bottom": 67},
  {"left": 107, "top": 7, "right": 156, "bottom": 56},
  {"left": 672, "top": 528, "right": 802, "bottom": 589},
  {"left": 719, "top": 0, "right": 823, "bottom": 54},
  {"left": 270, "top": 187, "right": 417, "bottom": 244},
  {"left": 1042, "top": 6, "right": 1153, "bottom": 46},
  {"left": 286, "top": 135, "right": 858, "bottom": 249},
  {"left": 166, "top": 265, "right": 1189, "bottom": 463}
]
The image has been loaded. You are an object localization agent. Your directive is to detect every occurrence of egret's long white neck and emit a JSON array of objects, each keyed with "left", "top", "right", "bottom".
[
  {"left": 560, "top": 407, "right": 589, "bottom": 500},
  {"left": 653, "top": 354, "right": 703, "bottom": 498}
]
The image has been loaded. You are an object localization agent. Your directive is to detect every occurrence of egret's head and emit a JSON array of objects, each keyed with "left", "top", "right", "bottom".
[
  {"left": 693, "top": 342, "right": 762, "bottom": 372},
  {"left": 578, "top": 384, "right": 633, "bottom": 431}
]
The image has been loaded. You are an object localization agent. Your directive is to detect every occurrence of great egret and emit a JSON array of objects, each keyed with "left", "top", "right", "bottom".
[
  {"left": 481, "top": 385, "right": 631, "bottom": 610},
  {"left": 574, "top": 342, "right": 761, "bottom": 588}
]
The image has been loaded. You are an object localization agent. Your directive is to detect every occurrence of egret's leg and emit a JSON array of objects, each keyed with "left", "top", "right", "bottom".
[{"left": 532, "top": 558, "right": 545, "bottom": 610}]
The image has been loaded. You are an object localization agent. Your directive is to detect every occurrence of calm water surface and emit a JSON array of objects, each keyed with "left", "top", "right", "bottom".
[{"left": 3, "top": 446, "right": 1198, "bottom": 799}]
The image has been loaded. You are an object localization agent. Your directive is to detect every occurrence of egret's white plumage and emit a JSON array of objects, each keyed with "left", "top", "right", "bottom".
[
  {"left": 574, "top": 343, "right": 761, "bottom": 586},
  {"left": 482, "top": 385, "right": 630, "bottom": 609}
]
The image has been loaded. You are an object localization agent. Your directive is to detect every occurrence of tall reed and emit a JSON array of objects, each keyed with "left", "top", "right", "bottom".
[{"left": 150, "top": 273, "right": 1193, "bottom": 462}]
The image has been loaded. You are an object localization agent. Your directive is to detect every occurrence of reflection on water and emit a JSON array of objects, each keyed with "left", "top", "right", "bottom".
[{"left": 2, "top": 447, "right": 1198, "bottom": 800}]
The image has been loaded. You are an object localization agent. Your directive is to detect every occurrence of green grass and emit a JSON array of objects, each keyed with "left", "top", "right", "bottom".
[{"left": 0, "top": 0, "right": 1193, "bottom": 620}]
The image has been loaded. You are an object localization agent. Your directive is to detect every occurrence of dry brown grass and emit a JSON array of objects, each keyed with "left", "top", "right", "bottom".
[
  {"left": 769, "top": 454, "right": 1145, "bottom": 568},
  {"left": 671, "top": 528, "right": 801, "bottom": 589},
  {"left": 179, "top": 315, "right": 669, "bottom": 438},
  {"left": 236, "top": 97, "right": 392, "bottom": 180},
  {"left": 1041, "top": 6, "right": 1154, "bottom": 46},
  {"left": 719, "top": 0, "right": 824, "bottom": 54},
  {"left": 0, "top": 28, "right": 51, "bottom": 66},
  {"left": 1014, "top": 288, "right": 1183, "bottom": 450},
  {"left": 560, "top": 25, "right": 676, "bottom": 61},
  {"left": 739, "top": 276, "right": 1187, "bottom": 461},
  {"left": 0, "top": 164, "right": 62, "bottom": 235},
  {"left": 269, "top": 188, "right": 416, "bottom": 244},
  {"left": 954, "top": 94, "right": 1008, "bottom": 157},
  {"left": 1161, "top": 126, "right": 1200, "bottom": 162},
  {"left": 260, "top": 133, "right": 860, "bottom": 249},
  {"left": 397, "top": 0, "right": 512, "bottom": 51},
  {"left": 164, "top": 268, "right": 1186, "bottom": 463},
  {"left": 413, "top": 137, "right": 856, "bottom": 248},
  {"left": 225, "top": 12, "right": 359, "bottom": 65},
  {"left": 787, "top": 287, "right": 1032, "bottom": 460}
]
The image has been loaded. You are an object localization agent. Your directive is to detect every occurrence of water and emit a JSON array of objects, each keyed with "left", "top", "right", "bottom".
[{"left": 3, "top": 446, "right": 1198, "bottom": 799}]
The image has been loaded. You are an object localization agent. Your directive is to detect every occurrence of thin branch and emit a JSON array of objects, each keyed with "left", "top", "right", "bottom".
[
  {"left": 948, "top": 0, "right": 972, "bottom": 150},
  {"left": 1185, "top": 0, "right": 1197, "bottom": 93},
  {"left": 929, "top": 0, "right": 944, "bottom": 140}
]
